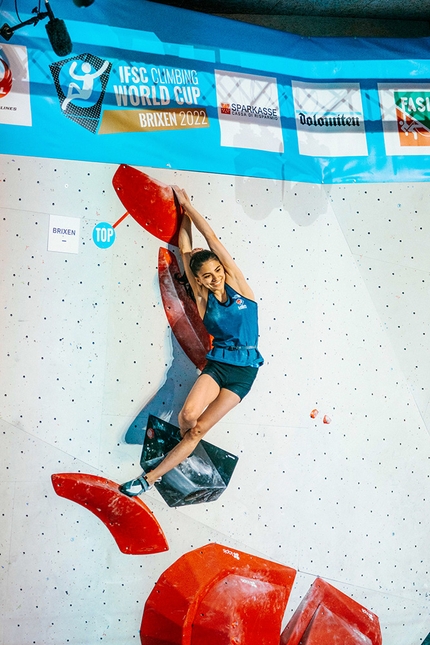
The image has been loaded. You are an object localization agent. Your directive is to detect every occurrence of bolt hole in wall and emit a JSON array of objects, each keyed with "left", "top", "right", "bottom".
[{"left": 0, "top": 155, "right": 429, "bottom": 644}]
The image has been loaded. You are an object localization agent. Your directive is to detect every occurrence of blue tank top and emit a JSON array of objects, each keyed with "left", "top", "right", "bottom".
[{"left": 202, "top": 283, "right": 264, "bottom": 368}]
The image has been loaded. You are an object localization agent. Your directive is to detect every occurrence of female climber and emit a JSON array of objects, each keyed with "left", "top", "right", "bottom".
[{"left": 120, "top": 186, "right": 264, "bottom": 496}]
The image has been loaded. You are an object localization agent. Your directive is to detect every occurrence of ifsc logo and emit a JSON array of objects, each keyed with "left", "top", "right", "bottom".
[
  {"left": 50, "top": 53, "right": 112, "bottom": 133},
  {"left": 0, "top": 57, "right": 13, "bottom": 99}
]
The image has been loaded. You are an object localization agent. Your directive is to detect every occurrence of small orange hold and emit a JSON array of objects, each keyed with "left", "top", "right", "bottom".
[
  {"left": 323, "top": 415, "right": 332, "bottom": 424},
  {"left": 310, "top": 409, "right": 319, "bottom": 419}
]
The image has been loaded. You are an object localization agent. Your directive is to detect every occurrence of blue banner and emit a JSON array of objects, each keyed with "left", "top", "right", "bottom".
[{"left": 2, "top": 0, "right": 430, "bottom": 183}]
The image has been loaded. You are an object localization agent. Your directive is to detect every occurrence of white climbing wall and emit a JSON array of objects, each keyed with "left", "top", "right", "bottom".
[{"left": 0, "top": 153, "right": 429, "bottom": 645}]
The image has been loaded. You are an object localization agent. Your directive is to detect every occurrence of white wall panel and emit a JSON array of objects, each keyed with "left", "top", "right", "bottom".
[{"left": 329, "top": 182, "right": 430, "bottom": 430}]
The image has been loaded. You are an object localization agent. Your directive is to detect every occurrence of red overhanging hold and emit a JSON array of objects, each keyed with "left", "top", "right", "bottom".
[
  {"left": 51, "top": 473, "right": 169, "bottom": 555},
  {"left": 112, "top": 165, "right": 183, "bottom": 245}
]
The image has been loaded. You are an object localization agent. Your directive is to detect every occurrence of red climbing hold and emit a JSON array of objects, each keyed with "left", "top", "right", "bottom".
[
  {"left": 280, "top": 577, "right": 382, "bottom": 645},
  {"left": 0, "top": 59, "right": 13, "bottom": 98},
  {"left": 112, "top": 165, "right": 183, "bottom": 245},
  {"left": 140, "top": 542, "right": 296, "bottom": 645},
  {"left": 51, "top": 473, "right": 169, "bottom": 555},
  {"left": 158, "top": 247, "right": 211, "bottom": 371},
  {"left": 298, "top": 605, "right": 372, "bottom": 645}
]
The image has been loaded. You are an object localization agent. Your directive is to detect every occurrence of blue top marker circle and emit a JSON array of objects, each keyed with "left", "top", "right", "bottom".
[{"left": 93, "top": 222, "right": 116, "bottom": 248}]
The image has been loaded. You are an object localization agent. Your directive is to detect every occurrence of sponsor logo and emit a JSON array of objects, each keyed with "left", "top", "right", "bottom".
[
  {"left": 233, "top": 295, "right": 247, "bottom": 310},
  {"left": 292, "top": 81, "right": 367, "bottom": 157},
  {"left": 223, "top": 548, "right": 240, "bottom": 560},
  {"left": 226, "top": 103, "right": 278, "bottom": 120},
  {"left": 297, "top": 112, "right": 361, "bottom": 129},
  {"left": 395, "top": 90, "right": 430, "bottom": 146},
  {"left": 215, "top": 70, "right": 283, "bottom": 153},
  {"left": 378, "top": 83, "right": 430, "bottom": 156},
  {"left": 0, "top": 58, "right": 13, "bottom": 99},
  {"left": 50, "top": 53, "right": 112, "bottom": 133},
  {"left": 0, "top": 44, "right": 32, "bottom": 126}
]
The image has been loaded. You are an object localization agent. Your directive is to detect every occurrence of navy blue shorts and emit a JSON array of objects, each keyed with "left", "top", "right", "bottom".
[{"left": 200, "top": 360, "right": 259, "bottom": 400}]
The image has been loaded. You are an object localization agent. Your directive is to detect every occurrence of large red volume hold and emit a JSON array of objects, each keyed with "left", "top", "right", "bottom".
[
  {"left": 112, "top": 165, "right": 183, "bottom": 245},
  {"left": 140, "top": 542, "right": 296, "bottom": 645},
  {"left": 51, "top": 473, "right": 169, "bottom": 555},
  {"left": 158, "top": 247, "right": 211, "bottom": 371},
  {"left": 280, "top": 577, "right": 382, "bottom": 645}
]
